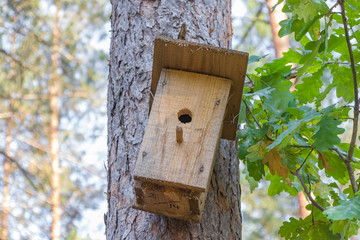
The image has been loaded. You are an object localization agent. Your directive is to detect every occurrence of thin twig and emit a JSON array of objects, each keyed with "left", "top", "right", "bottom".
[
  {"left": 339, "top": 0, "right": 359, "bottom": 194},
  {"left": 334, "top": 117, "right": 354, "bottom": 120},
  {"left": 291, "top": 170, "right": 325, "bottom": 212},
  {"left": 332, "top": 147, "right": 358, "bottom": 193},
  {"left": 259, "top": 97, "right": 270, "bottom": 121},
  {"left": 298, "top": 149, "right": 313, "bottom": 171},
  {"left": 349, "top": 25, "right": 359, "bottom": 44},
  {"left": 243, "top": 99, "right": 274, "bottom": 142},
  {"left": 243, "top": 99, "right": 262, "bottom": 129},
  {"left": 326, "top": 2, "right": 339, "bottom": 17},
  {"left": 286, "top": 61, "right": 358, "bottom": 80},
  {"left": 240, "top": 5, "right": 264, "bottom": 44},
  {"left": 332, "top": 147, "right": 347, "bottom": 162},
  {"left": 0, "top": 48, "right": 48, "bottom": 75},
  {"left": 290, "top": 145, "right": 313, "bottom": 149},
  {"left": 0, "top": 150, "right": 39, "bottom": 190}
]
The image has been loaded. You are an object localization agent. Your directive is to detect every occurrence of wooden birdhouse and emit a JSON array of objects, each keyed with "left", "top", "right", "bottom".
[{"left": 132, "top": 36, "right": 248, "bottom": 222}]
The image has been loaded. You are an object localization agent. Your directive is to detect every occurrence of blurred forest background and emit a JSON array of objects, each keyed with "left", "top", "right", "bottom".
[{"left": 0, "top": 0, "right": 311, "bottom": 239}]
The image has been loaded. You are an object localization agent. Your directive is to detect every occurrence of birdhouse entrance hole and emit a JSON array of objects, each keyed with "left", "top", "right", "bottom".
[{"left": 178, "top": 108, "right": 192, "bottom": 124}]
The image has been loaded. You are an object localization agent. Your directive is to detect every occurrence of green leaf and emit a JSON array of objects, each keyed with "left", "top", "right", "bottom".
[
  {"left": 313, "top": 181, "right": 331, "bottom": 200},
  {"left": 246, "top": 141, "right": 267, "bottom": 162},
  {"left": 292, "top": 0, "right": 328, "bottom": 22},
  {"left": 279, "top": 216, "right": 337, "bottom": 240},
  {"left": 279, "top": 19, "right": 293, "bottom": 37},
  {"left": 308, "top": 18, "right": 321, "bottom": 41},
  {"left": 331, "top": 65, "right": 355, "bottom": 102},
  {"left": 293, "top": 15, "right": 322, "bottom": 41},
  {"left": 266, "top": 172, "right": 297, "bottom": 196},
  {"left": 282, "top": 48, "right": 303, "bottom": 65},
  {"left": 271, "top": 0, "right": 284, "bottom": 12},
  {"left": 244, "top": 87, "right": 274, "bottom": 98},
  {"left": 315, "top": 83, "right": 336, "bottom": 108},
  {"left": 242, "top": 166, "right": 261, "bottom": 192},
  {"left": 346, "top": 0, "right": 359, "bottom": 11},
  {"left": 312, "top": 108, "right": 345, "bottom": 152},
  {"left": 279, "top": 147, "right": 298, "bottom": 170},
  {"left": 267, "top": 109, "right": 320, "bottom": 150},
  {"left": 329, "top": 220, "right": 360, "bottom": 239},
  {"left": 320, "top": 151, "right": 349, "bottom": 185},
  {"left": 295, "top": 66, "right": 325, "bottom": 104},
  {"left": 248, "top": 54, "right": 269, "bottom": 64},
  {"left": 247, "top": 160, "right": 265, "bottom": 182},
  {"left": 267, "top": 120, "right": 304, "bottom": 150},
  {"left": 297, "top": 35, "right": 325, "bottom": 76},
  {"left": 279, "top": 217, "right": 306, "bottom": 239},
  {"left": 253, "top": 58, "right": 294, "bottom": 111},
  {"left": 324, "top": 196, "right": 360, "bottom": 220}
]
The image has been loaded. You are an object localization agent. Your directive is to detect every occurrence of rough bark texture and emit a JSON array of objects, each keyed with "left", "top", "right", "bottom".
[
  {"left": 50, "top": 2, "right": 61, "bottom": 239},
  {"left": 106, "top": 0, "right": 242, "bottom": 239},
  {"left": 266, "top": 0, "right": 310, "bottom": 219}
]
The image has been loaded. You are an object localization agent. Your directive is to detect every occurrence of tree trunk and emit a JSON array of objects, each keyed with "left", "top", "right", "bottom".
[
  {"left": 106, "top": 0, "right": 242, "bottom": 239},
  {"left": 1, "top": 18, "right": 16, "bottom": 239},
  {"left": 1, "top": 117, "right": 12, "bottom": 240},
  {"left": 266, "top": 0, "right": 310, "bottom": 219},
  {"left": 50, "top": 1, "right": 61, "bottom": 239},
  {"left": 266, "top": 0, "right": 289, "bottom": 58}
]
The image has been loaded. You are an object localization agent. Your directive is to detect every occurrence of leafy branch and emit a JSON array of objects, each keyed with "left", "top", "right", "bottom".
[
  {"left": 239, "top": 0, "right": 360, "bottom": 238},
  {"left": 291, "top": 148, "right": 326, "bottom": 212},
  {"left": 339, "top": 0, "right": 359, "bottom": 194},
  {"left": 0, "top": 149, "right": 39, "bottom": 190},
  {"left": 292, "top": 170, "right": 325, "bottom": 212},
  {"left": 242, "top": 99, "right": 274, "bottom": 142}
]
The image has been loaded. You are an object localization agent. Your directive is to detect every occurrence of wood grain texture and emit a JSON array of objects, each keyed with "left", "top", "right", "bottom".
[
  {"left": 133, "top": 181, "right": 206, "bottom": 222},
  {"left": 107, "top": 0, "right": 242, "bottom": 239},
  {"left": 135, "top": 69, "right": 231, "bottom": 191},
  {"left": 133, "top": 69, "right": 231, "bottom": 221},
  {"left": 151, "top": 37, "right": 248, "bottom": 140}
]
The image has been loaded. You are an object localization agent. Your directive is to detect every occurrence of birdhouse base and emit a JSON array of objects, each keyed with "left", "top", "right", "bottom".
[{"left": 132, "top": 180, "right": 207, "bottom": 222}]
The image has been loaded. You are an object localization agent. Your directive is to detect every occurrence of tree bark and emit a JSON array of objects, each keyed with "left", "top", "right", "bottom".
[
  {"left": 106, "top": 0, "right": 242, "bottom": 239},
  {"left": 266, "top": 0, "right": 310, "bottom": 219},
  {"left": 50, "top": 1, "right": 61, "bottom": 239}
]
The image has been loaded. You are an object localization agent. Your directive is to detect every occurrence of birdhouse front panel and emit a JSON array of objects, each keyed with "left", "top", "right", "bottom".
[
  {"left": 133, "top": 68, "right": 231, "bottom": 221},
  {"left": 134, "top": 68, "right": 231, "bottom": 191}
]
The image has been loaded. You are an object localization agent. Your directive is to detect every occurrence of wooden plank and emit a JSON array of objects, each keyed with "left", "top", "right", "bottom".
[
  {"left": 134, "top": 69, "right": 231, "bottom": 191},
  {"left": 132, "top": 181, "right": 206, "bottom": 222},
  {"left": 151, "top": 36, "right": 248, "bottom": 140}
]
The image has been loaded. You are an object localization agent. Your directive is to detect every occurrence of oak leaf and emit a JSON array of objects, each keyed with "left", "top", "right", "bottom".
[
  {"left": 262, "top": 149, "right": 289, "bottom": 178},
  {"left": 318, "top": 151, "right": 333, "bottom": 171}
]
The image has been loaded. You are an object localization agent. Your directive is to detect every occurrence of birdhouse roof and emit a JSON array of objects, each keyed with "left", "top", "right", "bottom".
[{"left": 151, "top": 36, "right": 248, "bottom": 140}]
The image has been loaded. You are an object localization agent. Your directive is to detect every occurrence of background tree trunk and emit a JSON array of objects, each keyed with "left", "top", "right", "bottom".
[
  {"left": 1, "top": 115, "right": 12, "bottom": 240},
  {"left": 266, "top": 0, "right": 310, "bottom": 219},
  {"left": 50, "top": 1, "right": 61, "bottom": 239},
  {"left": 106, "top": 0, "right": 242, "bottom": 239},
  {"left": 1, "top": 16, "right": 16, "bottom": 239}
]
